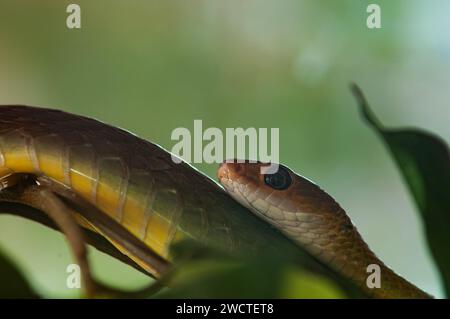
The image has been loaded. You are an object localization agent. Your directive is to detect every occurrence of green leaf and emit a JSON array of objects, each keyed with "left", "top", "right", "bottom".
[
  {"left": 156, "top": 241, "right": 347, "bottom": 298},
  {"left": 0, "top": 248, "right": 38, "bottom": 298},
  {"left": 351, "top": 84, "right": 450, "bottom": 297},
  {"left": 279, "top": 267, "right": 345, "bottom": 299}
]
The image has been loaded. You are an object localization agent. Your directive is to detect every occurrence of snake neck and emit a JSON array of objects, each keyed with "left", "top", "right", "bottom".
[
  {"left": 217, "top": 165, "right": 432, "bottom": 299},
  {"left": 252, "top": 205, "right": 432, "bottom": 298},
  {"left": 304, "top": 222, "right": 432, "bottom": 299}
]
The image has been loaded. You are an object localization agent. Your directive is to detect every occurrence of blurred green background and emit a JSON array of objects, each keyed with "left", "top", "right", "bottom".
[{"left": 0, "top": 0, "right": 448, "bottom": 298}]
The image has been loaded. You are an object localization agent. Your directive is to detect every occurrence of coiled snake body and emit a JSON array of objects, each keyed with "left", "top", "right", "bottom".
[{"left": 0, "top": 105, "right": 431, "bottom": 298}]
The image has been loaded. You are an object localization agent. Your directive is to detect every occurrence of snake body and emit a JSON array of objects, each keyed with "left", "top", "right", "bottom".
[
  {"left": 218, "top": 161, "right": 431, "bottom": 298},
  {"left": 0, "top": 105, "right": 305, "bottom": 277},
  {"left": 0, "top": 105, "right": 431, "bottom": 298}
]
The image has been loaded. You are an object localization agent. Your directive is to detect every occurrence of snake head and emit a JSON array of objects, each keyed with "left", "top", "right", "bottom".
[
  {"left": 218, "top": 160, "right": 358, "bottom": 269},
  {"left": 217, "top": 160, "right": 346, "bottom": 229}
]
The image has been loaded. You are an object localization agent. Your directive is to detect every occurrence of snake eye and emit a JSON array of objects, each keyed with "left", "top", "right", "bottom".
[{"left": 264, "top": 166, "right": 292, "bottom": 190}]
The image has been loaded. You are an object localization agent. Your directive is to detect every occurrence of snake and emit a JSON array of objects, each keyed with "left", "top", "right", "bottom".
[{"left": 0, "top": 105, "right": 431, "bottom": 298}]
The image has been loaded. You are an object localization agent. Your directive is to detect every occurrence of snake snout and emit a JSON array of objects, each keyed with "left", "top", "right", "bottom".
[
  {"left": 217, "top": 161, "right": 229, "bottom": 182},
  {"left": 217, "top": 160, "right": 244, "bottom": 182}
]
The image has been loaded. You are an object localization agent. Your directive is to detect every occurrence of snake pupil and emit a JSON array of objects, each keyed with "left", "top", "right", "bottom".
[{"left": 264, "top": 166, "right": 292, "bottom": 190}]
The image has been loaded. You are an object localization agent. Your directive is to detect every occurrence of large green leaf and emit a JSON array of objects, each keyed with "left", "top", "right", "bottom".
[
  {"left": 351, "top": 84, "right": 450, "bottom": 297},
  {"left": 0, "top": 248, "right": 38, "bottom": 298}
]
